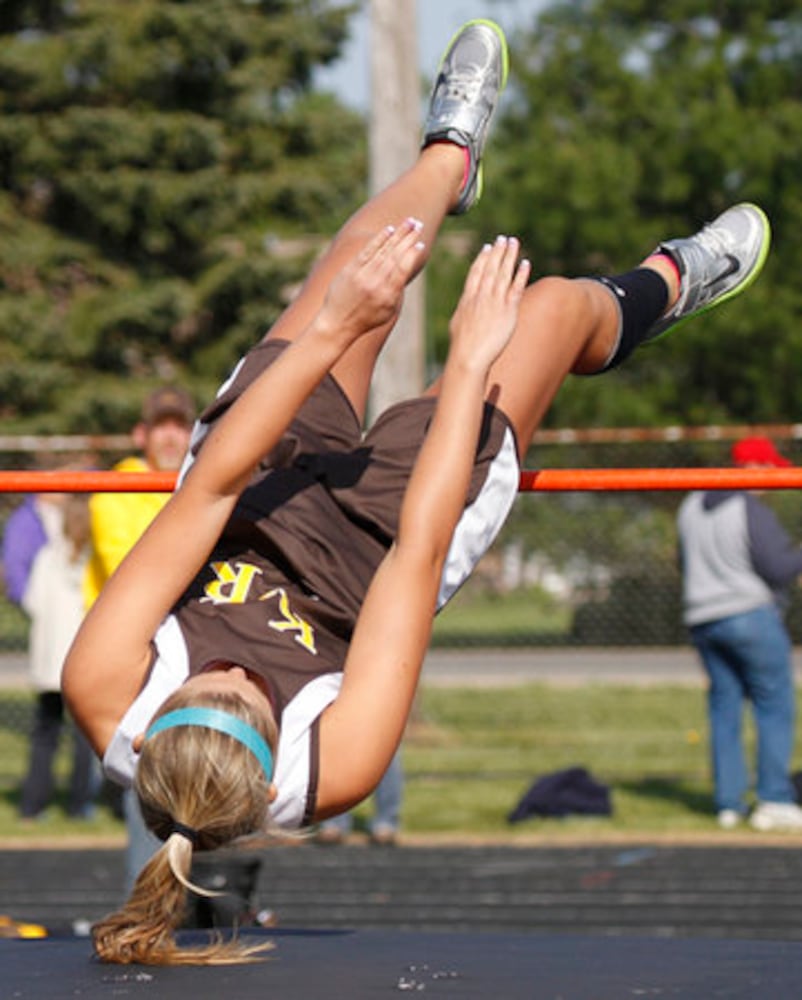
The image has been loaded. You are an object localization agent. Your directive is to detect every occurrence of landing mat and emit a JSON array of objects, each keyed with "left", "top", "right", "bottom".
[{"left": 3, "top": 928, "right": 802, "bottom": 998}]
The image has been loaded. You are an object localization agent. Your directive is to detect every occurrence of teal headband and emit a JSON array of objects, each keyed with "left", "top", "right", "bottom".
[{"left": 145, "top": 707, "right": 274, "bottom": 782}]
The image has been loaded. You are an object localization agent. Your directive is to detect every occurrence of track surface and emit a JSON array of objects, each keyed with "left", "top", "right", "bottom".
[
  {"left": 4, "top": 844, "right": 802, "bottom": 998},
  {"left": 3, "top": 842, "right": 802, "bottom": 940},
  {"left": 5, "top": 928, "right": 802, "bottom": 999}
]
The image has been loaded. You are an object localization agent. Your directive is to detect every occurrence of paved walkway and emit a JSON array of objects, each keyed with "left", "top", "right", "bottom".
[
  {"left": 8, "top": 643, "right": 802, "bottom": 689},
  {"left": 420, "top": 646, "right": 708, "bottom": 687},
  {"left": 10, "top": 643, "right": 802, "bottom": 690},
  {"left": 0, "top": 646, "right": 711, "bottom": 690}
]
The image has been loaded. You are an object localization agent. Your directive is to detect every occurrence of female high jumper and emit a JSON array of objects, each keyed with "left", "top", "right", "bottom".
[{"left": 63, "top": 19, "right": 770, "bottom": 964}]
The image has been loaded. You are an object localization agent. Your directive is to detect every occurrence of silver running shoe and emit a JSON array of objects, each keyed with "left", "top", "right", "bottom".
[
  {"left": 422, "top": 19, "right": 509, "bottom": 215},
  {"left": 646, "top": 203, "right": 771, "bottom": 341}
]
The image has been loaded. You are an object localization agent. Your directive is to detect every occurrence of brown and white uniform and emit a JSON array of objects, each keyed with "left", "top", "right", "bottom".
[{"left": 103, "top": 341, "right": 520, "bottom": 828}]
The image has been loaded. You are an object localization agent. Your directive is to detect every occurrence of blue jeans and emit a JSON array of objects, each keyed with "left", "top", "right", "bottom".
[
  {"left": 20, "top": 692, "right": 99, "bottom": 819},
  {"left": 690, "top": 605, "right": 796, "bottom": 812},
  {"left": 321, "top": 749, "right": 403, "bottom": 835}
]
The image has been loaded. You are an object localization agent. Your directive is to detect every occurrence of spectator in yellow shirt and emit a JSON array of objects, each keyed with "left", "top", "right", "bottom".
[{"left": 83, "top": 386, "right": 196, "bottom": 607}]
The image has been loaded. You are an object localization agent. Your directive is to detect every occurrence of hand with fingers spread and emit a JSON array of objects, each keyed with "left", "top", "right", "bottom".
[
  {"left": 317, "top": 217, "right": 427, "bottom": 346},
  {"left": 447, "top": 235, "right": 531, "bottom": 373}
]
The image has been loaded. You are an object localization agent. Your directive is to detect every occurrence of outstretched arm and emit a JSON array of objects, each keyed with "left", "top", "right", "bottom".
[
  {"left": 63, "top": 220, "right": 428, "bottom": 754},
  {"left": 318, "top": 236, "right": 531, "bottom": 815}
]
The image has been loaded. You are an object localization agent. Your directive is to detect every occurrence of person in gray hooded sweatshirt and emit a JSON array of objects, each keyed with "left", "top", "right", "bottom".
[{"left": 678, "top": 436, "right": 802, "bottom": 831}]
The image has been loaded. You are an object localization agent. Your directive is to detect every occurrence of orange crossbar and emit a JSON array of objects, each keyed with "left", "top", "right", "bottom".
[
  {"left": 0, "top": 471, "right": 177, "bottom": 493},
  {"left": 2, "top": 468, "right": 802, "bottom": 493},
  {"left": 518, "top": 468, "right": 802, "bottom": 492}
]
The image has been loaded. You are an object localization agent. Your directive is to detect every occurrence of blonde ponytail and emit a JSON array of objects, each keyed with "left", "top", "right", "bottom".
[
  {"left": 92, "top": 687, "right": 279, "bottom": 965},
  {"left": 92, "top": 832, "right": 273, "bottom": 965}
]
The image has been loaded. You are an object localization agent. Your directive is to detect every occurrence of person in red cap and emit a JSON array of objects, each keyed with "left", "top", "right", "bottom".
[
  {"left": 731, "top": 436, "right": 792, "bottom": 469},
  {"left": 677, "top": 436, "right": 802, "bottom": 831}
]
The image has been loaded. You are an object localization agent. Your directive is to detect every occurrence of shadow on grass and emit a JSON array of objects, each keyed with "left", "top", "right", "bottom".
[
  {"left": 0, "top": 783, "right": 21, "bottom": 812},
  {"left": 0, "top": 783, "right": 80, "bottom": 823},
  {"left": 0, "top": 693, "right": 33, "bottom": 736},
  {"left": 0, "top": 781, "right": 127, "bottom": 838},
  {"left": 617, "top": 776, "right": 712, "bottom": 818}
]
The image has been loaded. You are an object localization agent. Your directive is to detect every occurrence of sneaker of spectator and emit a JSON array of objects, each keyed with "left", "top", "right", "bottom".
[
  {"left": 717, "top": 809, "right": 742, "bottom": 830},
  {"left": 750, "top": 801, "right": 802, "bottom": 831}
]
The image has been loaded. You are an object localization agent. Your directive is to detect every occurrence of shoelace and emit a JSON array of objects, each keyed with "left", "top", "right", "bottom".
[{"left": 442, "top": 64, "right": 491, "bottom": 105}]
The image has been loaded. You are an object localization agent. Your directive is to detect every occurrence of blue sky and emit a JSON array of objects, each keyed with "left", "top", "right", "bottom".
[{"left": 316, "top": 1, "right": 546, "bottom": 110}]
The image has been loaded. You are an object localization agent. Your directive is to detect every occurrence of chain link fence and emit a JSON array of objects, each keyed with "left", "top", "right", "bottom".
[
  {"left": 3, "top": 430, "right": 802, "bottom": 734},
  {"left": 435, "top": 430, "right": 802, "bottom": 648}
]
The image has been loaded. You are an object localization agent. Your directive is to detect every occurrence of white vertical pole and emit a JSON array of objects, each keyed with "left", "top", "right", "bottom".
[{"left": 367, "top": 0, "right": 423, "bottom": 421}]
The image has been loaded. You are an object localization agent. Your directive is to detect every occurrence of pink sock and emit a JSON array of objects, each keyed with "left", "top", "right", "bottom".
[{"left": 644, "top": 252, "right": 681, "bottom": 291}]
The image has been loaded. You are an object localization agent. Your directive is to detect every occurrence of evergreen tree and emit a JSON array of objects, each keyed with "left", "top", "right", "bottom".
[{"left": 0, "top": 0, "right": 364, "bottom": 431}]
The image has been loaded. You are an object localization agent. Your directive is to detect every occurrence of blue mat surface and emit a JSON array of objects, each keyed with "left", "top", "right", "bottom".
[{"left": 4, "top": 928, "right": 802, "bottom": 999}]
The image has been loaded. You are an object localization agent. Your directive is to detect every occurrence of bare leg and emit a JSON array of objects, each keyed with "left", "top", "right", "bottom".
[
  {"left": 458, "top": 204, "right": 773, "bottom": 460},
  {"left": 263, "top": 17, "right": 511, "bottom": 422},
  {"left": 425, "top": 254, "right": 680, "bottom": 462},
  {"left": 265, "top": 144, "right": 466, "bottom": 422}
]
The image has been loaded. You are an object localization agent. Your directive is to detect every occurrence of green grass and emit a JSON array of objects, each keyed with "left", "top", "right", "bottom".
[
  {"left": 355, "top": 683, "right": 788, "bottom": 841},
  {"left": 0, "top": 682, "right": 794, "bottom": 844},
  {"left": 432, "top": 586, "right": 571, "bottom": 644},
  {"left": 0, "top": 691, "right": 125, "bottom": 842}
]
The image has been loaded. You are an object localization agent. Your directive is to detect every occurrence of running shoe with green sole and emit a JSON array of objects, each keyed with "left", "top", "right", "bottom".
[
  {"left": 647, "top": 202, "right": 771, "bottom": 341},
  {"left": 422, "top": 19, "right": 509, "bottom": 215}
]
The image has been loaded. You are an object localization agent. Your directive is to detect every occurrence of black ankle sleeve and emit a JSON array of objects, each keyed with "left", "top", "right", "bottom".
[{"left": 591, "top": 268, "right": 670, "bottom": 373}]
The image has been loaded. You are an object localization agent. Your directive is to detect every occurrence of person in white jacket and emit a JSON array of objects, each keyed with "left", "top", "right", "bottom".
[{"left": 20, "top": 494, "right": 96, "bottom": 819}]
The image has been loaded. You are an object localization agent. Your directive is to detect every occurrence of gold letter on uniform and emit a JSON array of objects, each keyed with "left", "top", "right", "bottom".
[
  {"left": 202, "top": 561, "right": 262, "bottom": 605},
  {"left": 262, "top": 588, "right": 317, "bottom": 655}
]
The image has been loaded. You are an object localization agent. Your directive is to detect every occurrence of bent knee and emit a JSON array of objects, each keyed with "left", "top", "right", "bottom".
[
  {"left": 519, "top": 275, "right": 618, "bottom": 376},
  {"left": 523, "top": 275, "right": 600, "bottom": 319}
]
